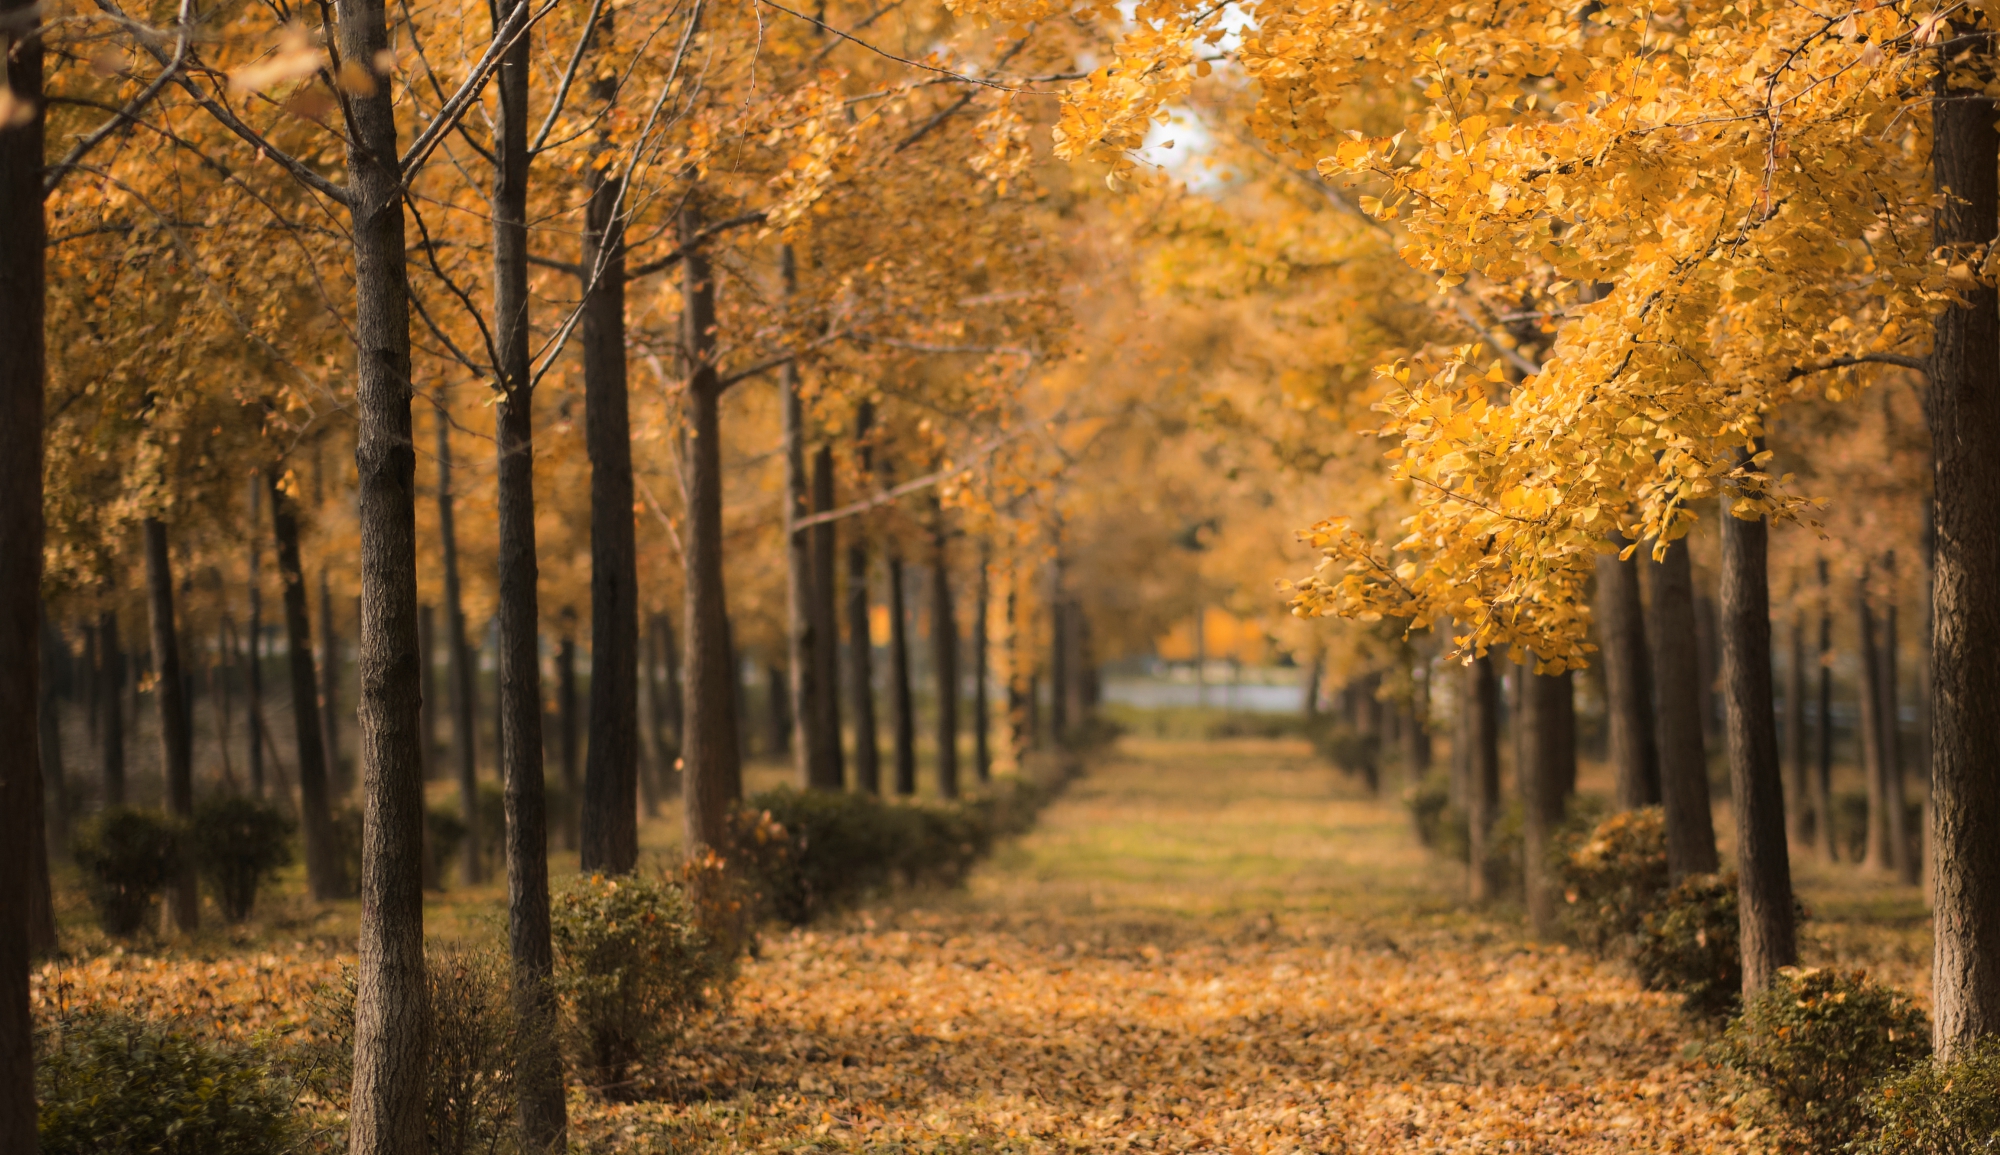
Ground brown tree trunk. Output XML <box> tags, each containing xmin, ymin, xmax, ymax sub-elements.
<box><xmin>249</xmin><ymin>480</ymin><xmax>267</xmax><ymax>797</ymax></box>
<box><xmin>1859</xmin><ymin>565</ymin><xmax>1891</xmax><ymax>872</ymax></box>
<box><xmin>556</xmin><ymin>624</ymin><xmax>579</xmax><ymax>852</ymax></box>
<box><xmin>1466</xmin><ymin>654</ymin><xmax>1501</xmax><ymax>903</ymax></box>
<box><xmin>581</xmin><ymin>171</ymin><xmax>640</xmax><ymax>872</ymax></box>
<box><xmin>1597</xmin><ymin>548</ymin><xmax>1660</xmax><ymax>808</ymax></box>
<box><xmin>98</xmin><ymin>610</ymin><xmax>126</xmax><ymax>805</ymax></box>
<box><xmin>849</xmin><ymin>542</ymin><xmax>880</xmax><ymax>793</ymax></box>
<box><xmin>779</xmin><ymin>311</ymin><xmax>821</xmax><ymax>786</ymax></box>
<box><xmin>1928</xmin><ymin>22</ymin><xmax>2000</xmax><ymax>1057</ymax></box>
<box><xmin>888</xmin><ymin>551</ymin><xmax>916</xmax><ymax>795</ymax></box>
<box><xmin>650</xmin><ymin>612</ymin><xmax>682</xmax><ymax>795</ymax></box>
<box><xmin>417</xmin><ymin>606</ymin><xmax>436</xmax><ymax>781</ymax></box>
<box><xmin>1695</xmin><ymin>592</ymin><xmax>1720</xmax><ymax>753</ymax></box>
<box><xmin>31</xmin><ymin>611</ymin><xmax>61</xmax><ymax>957</ymax></box>
<box><xmin>320</xmin><ymin>570</ymin><xmax>346</xmax><ymax>800</ymax></box>
<box><xmin>766</xmin><ymin>661</ymin><xmax>792</xmax><ymax>758</ymax></box>
<box><xmin>1523</xmin><ymin>666</ymin><xmax>1574</xmax><ymax>937</ymax></box>
<box><xmin>636</xmin><ymin>622</ymin><xmax>660</xmax><ymax>817</ymax></box>
<box><xmin>972</xmin><ymin>544</ymin><xmax>991</xmax><ymax>784</ymax></box>
<box><xmin>931</xmin><ymin>515</ymin><xmax>959</xmax><ymax>800</ymax></box>
<box><xmin>1881</xmin><ymin>554</ymin><xmax>1913</xmax><ymax>883</ymax></box>
<box><xmin>810</xmin><ymin>445</ymin><xmax>843</xmax><ymax>787</ymax></box>
<box><xmin>1815</xmin><ymin>557</ymin><xmax>1837</xmax><ymax>860</ymax></box>
<box><xmin>1647</xmin><ymin>540</ymin><xmax>1719</xmax><ymax>878</ymax></box>
<box><xmin>1785</xmin><ymin>612</ymin><xmax>1810</xmax><ymax>849</ymax></box>
<box><xmin>678</xmin><ymin>197</ymin><xmax>742</xmax><ymax>853</ymax></box>
<box><xmin>145</xmin><ymin>518</ymin><xmax>199</xmax><ymax>932</ymax></box>
<box><xmin>1721</xmin><ymin>488</ymin><xmax>1797</xmax><ymax>994</ymax></box>
<box><xmin>271</xmin><ymin>476</ymin><xmax>341</xmax><ymax>898</ymax></box>
<box><xmin>436</xmin><ymin>401</ymin><xmax>482</xmax><ymax>885</ymax></box>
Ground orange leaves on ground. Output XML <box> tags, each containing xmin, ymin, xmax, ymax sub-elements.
<box><xmin>31</xmin><ymin>950</ymin><xmax>345</xmax><ymax>1046</ymax></box>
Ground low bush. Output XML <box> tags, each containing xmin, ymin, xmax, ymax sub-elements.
<box><xmin>1310</xmin><ymin>720</ymin><xmax>1379</xmax><ymax>781</ymax></box>
<box><xmin>189</xmin><ymin>796</ymin><xmax>293</xmax><ymax>922</ymax></box>
<box><xmin>1859</xmin><ymin>1037</ymin><xmax>2000</xmax><ymax>1155</ymax></box>
<box><xmin>551</xmin><ymin>872</ymin><xmax>728</xmax><ymax>1095</ymax></box>
<box><xmin>1634</xmin><ymin>871</ymin><xmax>1741</xmax><ymax>1019</ymax></box>
<box><xmin>1719</xmin><ymin>966</ymin><xmax>1931</xmax><ymax>1153</ymax></box>
<box><xmin>72</xmin><ymin>807</ymin><xmax>182</xmax><ymax>936</ymax></box>
<box><xmin>1558</xmin><ymin>807</ymin><xmax>1670</xmax><ymax>954</ymax></box>
<box><xmin>38</xmin><ymin>1011</ymin><xmax>294</xmax><ymax>1155</ymax></box>
<box><xmin>1405</xmin><ymin>774</ymin><xmax>1470</xmax><ymax>864</ymax></box>
<box><xmin>425</xmin><ymin>806</ymin><xmax>469</xmax><ymax>890</ymax></box>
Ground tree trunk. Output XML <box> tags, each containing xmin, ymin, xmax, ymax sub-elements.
<box><xmin>779</xmin><ymin>311</ymin><xmax>819</xmax><ymax>785</ymax></box>
<box><xmin>0</xmin><ymin>6</ymin><xmax>44</xmax><ymax>1138</ymax></box>
<box><xmin>972</xmin><ymin>544</ymin><xmax>991</xmax><ymax>784</ymax></box>
<box><xmin>1786</xmin><ymin>612</ymin><xmax>1809</xmax><ymax>849</ymax></box>
<box><xmin>848</xmin><ymin>542</ymin><xmax>880</xmax><ymax>793</ymax></box>
<box><xmin>1647</xmin><ymin>540</ymin><xmax>1719</xmax><ymax>878</ymax></box>
<box><xmin>636</xmin><ymin>622</ymin><xmax>660</xmax><ymax>817</ymax></box>
<box><xmin>1050</xmin><ymin>586</ymin><xmax>1070</xmax><ymax>741</ymax></box>
<box><xmin>556</xmin><ymin>625</ymin><xmax>579</xmax><ymax>852</ymax></box>
<box><xmin>766</xmin><ymin>662</ymin><xmax>792</xmax><ymax>758</ymax></box>
<box><xmin>320</xmin><ymin>567</ymin><xmax>346</xmax><ymax>799</ymax></box>
<box><xmin>145</xmin><ymin>518</ymin><xmax>199</xmax><ymax>931</ymax></box>
<box><xmin>1466</xmin><ymin>654</ymin><xmax>1501</xmax><ymax>903</ymax></box>
<box><xmin>1859</xmin><ymin>565</ymin><xmax>1891</xmax><ymax>872</ymax></box>
<box><xmin>1815</xmin><ymin>557</ymin><xmax>1837</xmax><ymax>860</ymax></box>
<box><xmin>1929</xmin><ymin>22</ymin><xmax>2000</xmax><ymax>1056</ymax></box>
<box><xmin>678</xmin><ymin>196</ymin><xmax>742</xmax><ymax>854</ymax></box>
<box><xmin>1523</xmin><ymin>666</ymin><xmax>1574</xmax><ymax>937</ymax></box>
<box><xmin>418</xmin><ymin>605</ymin><xmax>437</xmax><ymax>780</ymax></box>
<box><xmin>271</xmin><ymin>477</ymin><xmax>341</xmax><ymax>898</ymax></box>
<box><xmin>810</xmin><ymin>445</ymin><xmax>844</xmax><ymax>787</ymax></box>
<box><xmin>1695</xmin><ymin>593</ymin><xmax>1720</xmax><ymax>753</ymax></box>
<box><xmin>248</xmin><ymin>480</ymin><xmax>266</xmax><ymax>797</ymax></box>
<box><xmin>888</xmin><ymin>551</ymin><xmax>916</xmax><ymax>795</ymax></box>
<box><xmin>1597</xmin><ymin>548</ymin><xmax>1660</xmax><ymax>809</ymax></box>
<box><xmin>31</xmin><ymin>610</ymin><xmax>61</xmax><ymax>957</ymax></box>
<box><xmin>337</xmin><ymin>0</ymin><xmax>431</xmax><ymax>1144</ymax></box>
<box><xmin>100</xmin><ymin>610</ymin><xmax>126</xmax><ymax>804</ymax></box>
<box><xmin>580</xmin><ymin>171</ymin><xmax>640</xmax><ymax>873</ymax></box>
<box><xmin>1881</xmin><ymin>555</ymin><xmax>1913</xmax><ymax>883</ymax></box>
<box><xmin>1720</xmin><ymin>488</ymin><xmax>1797</xmax><ymax>994</ymax></box>
<box><xmin>650</xmin><ymin>613</ymin><xmax>681</xmax><ymax>795</ymax></box>
<box><xmin>491</xmin><ymin>9</ymin><xmax>564</xmax><ymax>1142</ymax></box>
<box><xmin>436</xmin><ymin>400</ymin><xmax>482</xmax><ymax>885</ymax></box>
<box><xmin>931</xmin><ymin>517</ymin><xmax>959</xmax><ymax>800</ymax></box>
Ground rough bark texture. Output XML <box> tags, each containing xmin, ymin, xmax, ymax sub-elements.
<box><xmin>810</xmin><ymin>446</ymin><xmax>843</xmax><ymax>787</ymax></box>
<box><xmin>145</xmin><ymin>518</ymin><xmax>200</xmax><ymax>931</ymax></box>
<box><xmin>1523</xmin><ymin>667</ymin><xmax>1574</xmax><ymax>938</ymax></box>
<box><xmin>1816</xmin><ymin>558</ymin><xmax>1837</xmax><ymax>861</ymax></box>
<box><xmin>1597</xmin><ymin>549</ymin><xmax>1660</xmax><ymax>809</ymax></box>
<box><xmin>888</xmin><ymin>552</ymin><xmax>916</xmax><ymax>796</ymax></box>
<box><xmin>1785</xmin><ymin>614</ymin><xmax>1809</xmax><ymax>849</ymax></box>
<box><xmin>336</xmin><ymin>0</ymin><xmax>431</xmax><ymax>1146</ymax></box>
<box><xmin>271</xmin><ymin>477</ymin><xmax>341</xmax><ymax>898</ymax></box>
<box><xmin>931</xmin><ymin>520</ymin><xmax>959</xmax><ymax>800</ymax></box>
<box><xmin>1466</xmin><ymin>655</ymin><xmax>1501</xmax><ymax>904</ymax></box>
<box><xmin>972</xmin><ymin>546</ymin><xmax>991</xmax><ymax>783</ymax></box>
<box><xmin>1929</xmin><ymin>28</ymin><xmax>2000</xmax><ymax>1058</ymax></box>
<box><xmin>1</xmin><ymin>15</ymin><xmax>45</xmax><ymax>1136</ymax></box>
<box><xmin>1720</xmin><ymin>493</ymin><xmax>1797</xmax><ymax>994</ymax></box>
<box><xmin>249</xmin><ymin>482</ymin><xmax>266</xmax><ymax>796</ymax></box>
<box><xmin>679</xmin><ymin>197</ymin><xmax>742</xmax><ymax>853</ymax></box>
<box><xmin>581</xmin><ymin>172</ymin><xmax>640</xmax><ymax>872</ymax></box>
<box><xmin>1647</xmin><ymin>541</ymin><xmax>1719</xmax><ymax>878</ymax></box>
<box><xmin>436</xmin><ymin>402</ymin><xmax>481</xmax><ymax>884</ymax></box>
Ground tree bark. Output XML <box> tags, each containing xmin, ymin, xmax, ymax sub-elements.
<box><xmin>98</xmin><ymin>610</ymin><xmax>126</xmax><ymax>805</ymax></box>
<box><xmin>931</xmin><ymin>515</ymin><xmax>959</xmax><ymax>801</ymax></box>
<box><xmin>145</xmin><ymin>518</ymin><xmax>199</xmax><ymax>932</ymax></box>
<box><xmin>780</xmin><ymin>308</ymin><xmax>819</xmax><ymax>785</ymax></box>
<box><xmin>1647</xmin><ymin>540</ymin><xmax>1719</xmax><ymax>878</ymax></box>
<box><xmin>678</xmin><ymin>196</ymin><xmax>742</xmax><ymax>854</ymax></box>
<box><xmin>336</xmin><ymin>0</ymin><xmax>431</xmax><ymax>1144</ymax></box>
<box><xmin>436</xmin><ymin>400</ymin><xmax>482</xmax><ymax>885</ymax></box>
<box><xmin>1523</xmin><ymin>666</ymin><xmax>1574</xmax><ymax>937</ymax></box>
<box><xmin>418</xmin><ymin>605</ymin><xmax>437</xmax><ymax>781</ymax></box>
<box><xmin>1597</xmin><ymin>548</ymin><xmax>1660</xmax><ymax>808</ymax></box>
<box><xmin>249</xmin><ymin>480</ymin><xmax>266</xmax><ymax>797</ymax></box>
<box><xmin>651</xmin><ymin>612</ymin><xmax>682</xmax><ymax>795</ymax></box>
<box><xmin>1720</xmin><ymin>488</ymin><xmax>1797</xmax><ymax>994</ymax></box>
<box><xmin>636</xmin><ymin>622</ymin><xmax>660</xmax><ymax>817</ymax></box>
<box><xmin>1785</xmin><ymin>612</ymin><xmax>1809</xmax><ymax>849</ymax></box>
<box><xmin>888</xmin><ymin>551</ymin><xmax>916</xmax><ymax>795</ymax></box>
<box><xmin>320</xmin><ymin>570</ymin><xmax>346</xmax><ymax>800</ymax></box>
<box><xmin>1466</xmin><ymin>654</ymin><xmax>1501</xmax><ymax>903</ymax></box>
<box><xmin>1928</xmin><ymin>22</ymin><xmax>2000</xmax><ymax>1057</ymax></box>
<box><xmin>1881</xmin><ymin>554</ymin><xmax>1913</xmax><ymax>883</ymax></box>
<box><xmin>271</xmin><ymin>475</ymin><xmax>341</xmax><ymax>898</ymax></box>
<box><xmin>556</xmin><ymin>623</ymin><xmax>579</xmax><ymax>851</ymax></box>
<box><xmin>40</xmin><ymin>610</ymin><xmax>69</xmax><ymax>856</ymax></box>
<box><xmin>810</xmin><ymin>445</ymin><xmax>843</xmax><ymax>787</ymax></box>
<box><xmin>972</xmin><ymin>544</ymin><xmax>991</xmax><ymax>784</ymax></box>
<box><xmin>1815</xmin><ymin>557</ymin><xmax>1837</xmax><ymax>860</ymax></box>
<box><xmin>766</xmin><ymin>661</ymin><xmax>792</xmax><ymax>758</ymax></box>
<box><xmin>1859</xmin><ymin>565</ymin><xmax>1891</xmax><ymax>872</ymax></box>
<box><xmin>849</xmin><ymin>542</ymin><xmax>880</xmax><ymax>793</ymax></box>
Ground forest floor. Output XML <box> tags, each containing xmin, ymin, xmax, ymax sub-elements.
<box><xmin>37</xmin><ymin>735</ymin><xmax>1934</xmax><ymax>1154</ymax></box>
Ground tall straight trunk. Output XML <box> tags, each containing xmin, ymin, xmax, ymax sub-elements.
<box><xmin>1881</xmin><ymin>554</ymin><xmax>1913</xmax><ymax>882</ymax></box>
<box><xmin>888</xmin><ymin>552</ymin><xmax>916</xmax><ymax>795</ymax></box>
<box><xmin>1918</xmin><ymin>506</ymin><xmax>1936</xmax><ymax>894</ymax></box>
<box><xmin>766</xmin><ymin>662</ymin><xmax>792</xmax><ymax>757</ymax></box>
<box><xmin>99</xmin><ymin>610</ymin><xmax>126</xmax><ymax>805</ymax></box>
<box><xmin>635</xmin><ymin>623</ymin><xmax>660</xmax><ymax>818</ymax></box>
<box><xmin>1597</xmin><ymin>548</ymin><xmax>1660</xmax><ymax>808</ymax></box>
<box><xmin>809</xmin><ymin>446</ymin><xmax>843</xmax><ymax>787</ymax></box>
<box><xmin>1929</xmin><ymin>22</ymin><xmax>2000</xmax><ymax>1057</ymax></box>
<box><xmin>848</xmin><ymin>543</ymin><xmax>880</xmax><ymax>792</ymax></box>
<box><xmin>144</xmin><ymin>518</ymin><xmax>199</xmax><ymax>932</ymax></box>
<box><xmin>0</xmin><ymin>5</ymin><xmax>44</xmax><ymax>1138</ymax></box>
<box><xmin>39</xmin><ymin>610</ymin><xmax>69</xmax><ymax>856</ymax></box>
<box><xmin>1647</xmin><ymin>540</ymin><xmax>1719</xmax><ymax>878</ymax></box>
<box><xmin>972</xmin><ymin>545</ymin><xmax>991</xmax><ymax>783</ymax></box>
<box><xmin>215</xmin><ymin>617</ymin><xmax>238</xmax><ymax>791</ymax></box>
<box><xmin>490</xmin><ymin>9</ymin><xmax>563</xmax><ymax>1143</ymax></box>
<box><xmin>581</xmin><ymin>172</ymin><xmax>639</xmax><ymax>872</ymax></box>
<box><xmin>1815</xmin><ymin>558</ymin><xmax>1837</xmax><ymax>860</ymax></box>
<box><xmin>556</xmin><ymin>627</ymin><xmax>579</xmax><ymax>851</ymax></box>
<box><xmin>652</xmin><ymin>612</ymin><xmax>682</xmax><ymax>793</ymax></box>
<box><xmin>418</xmin><ymin>605</ymin><xmax>437</xmax><ymax>780</ymax></box>
<box><xmin>83</xmin><ymin>618</ymin><xmax>97</xmax><ymax>742</ymax></box>
<box><xmin>1786</xmin><ymin>612</ymin><xmax>1809</xmax><ymax>848</ymax></box>
<box><xmin>1695</xmin><ymin>593</ymin><xmax>1721</xmax><ymax>752</ymax></box>
<box><xmin>336</xmin><ymin>0</ymin><xmax>431</xmax><ymax>1143</ymax></box>
<box><xmin>1466</xmin><ymin>654</ymin><xmax>1501</xmax><ymax>903</ymax></box>
<box><xmin>319</xmin><ymin>571</ymin><xmax>345</xmax><ymax>800</ymax></box>
<box><xmin>271</xmin><ymin>477</ymin><xmax>341</xmax><ymax>898</ymax></box>
<box><xmin>930</xmin><ymin>517</ymin><xmax>959</xmax><ymax>801</ymax></box>
<box><xmin>678</xmin><ymin>197</ymin><xmax>742</xmax><ymax>853</ymax></box>
<box><xmin>248</xmin><ymin>479</ymin><xmax>266</xmax><ymax>797</ymax></box>
<box><xmin>1859</xmin><ymin>566</ymin><xmax>1891</xmax><ymax>872</ymax></box>
<box><xmin>1720</xmin><ymin>488</ymin><xmax>1797</xmax><ymax>994</ymax></box>
<box><xmin>779</xmin><ymin>309</ymin><xmax>819</xmax><ymax>786</ymax></box>
<box><xmin>1523</xmin><ymin>666</ymin><xmax>1574</xmax><ymax>937</ymax></box>
<box><xmin>437</xmin><ymin>401</ymin><xmax>482</xmax><ymax>885</ymax></box>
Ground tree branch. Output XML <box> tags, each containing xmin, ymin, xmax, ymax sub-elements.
<box><xmin>45</xmin><ymin>0</ymin><xmax>194</xmax><ymax>199</ymax></box>
<box><xmin>627</xmin><ymin>210</ymin><xmax>767</xmax><ymax>277</ymax></box>
<box><xmin>1787</xmin><ymin>352</ymin><xmax>1930</xmax><ymax>379</ymax></box>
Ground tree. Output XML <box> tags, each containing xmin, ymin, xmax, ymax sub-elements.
<box><xmin>270</xmin><ymin>474</ymin><xmax>341</xmax><ymax>900</ymax></box>
<box><xmin>144</xmin><ymin>517</ymin><xmax>198</xmax><ymax>931</ymax></box>
<box><xmin>1597</xmin><ymin>545</ymin><xmax>1659</xmax><ymax>809</ymax></box>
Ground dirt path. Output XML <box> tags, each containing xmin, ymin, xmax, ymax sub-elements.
<box><xmin>598</xmin><ymin>739</ymin><xmax>1756</xmax><ymax>1154</ymax></box>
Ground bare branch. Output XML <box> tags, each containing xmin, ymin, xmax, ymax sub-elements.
<box><xmin>46</xmin><ymin>0</ymin><xmax>194</xmax><ymax>199</ymax></box>
<box><xmin>627</xmin><ymin>209</ymin><xmax>767</xmax><ymax>277</ymax></box>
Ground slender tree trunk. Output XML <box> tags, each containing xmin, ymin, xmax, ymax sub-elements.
<box><xmin>248</xmin><ymin>479</ymin><xmax>266</xmax><ymax>797</ymax></box>
<box><xmin>636</xmin><ymin>622</ymin><xmax>660</xmax><ymax>818</ymax></box>
<box><xmin>1466</xmin><ymin>654</ymin><xmax>1501</xmax><ymax>903</ymax></box>
<box><xmin>849</xmin><ymin>543</ymin><xmax>880</xmax><ymax>793</ymax></box>
<box><xmin>973</xmin><ymin>544</ymin><xmax>991</xmax><ymax>784</ymax></box>
<box><xmin>765</xmin><ymin>662</ymin><xmax>791</xmax><ymax>758</ymax></box>
<box><xmin>810</xmin><ymin>445</ymin><xmax>843</xmax><ymax>787</ymax></box>
<box><xmin>436</xmin><ymin>401</ymin><xmax>482</xmax><ymax>885</ymax></box>
<box><xmin>40</xmin><ymin>610</ymin><xmax>69</xmax><ymax>855</ymax></box>
<box><xmin>780</xmin><ymin>309</ymin><xmax>819</xmax><ymax>786</ymax></box>
<box><xmin>1597</xmin><ymin>548</ymin><xmax>1660</xmax><ymax>808</ymax></box>
<box><xmin>679</xmin><ymin>197</ymin><xmax>742</xmax><ymax>853</ymax></box>
<box><xmin>1721</xmin><ymin>487</ymin><xmax>1797</xmax><ymax>994</ymax></box>
<box><xmin>931</xmin><ymin>515</ymin><xmax>959</xmax><ymax>800</ymax></box>
<box><xmin>1881</xmin><ymin>555</ymin><xmax>1913</xmax><ymax>883</ymax></box>
<box><xmin>1523</xmin><ymin>666</ymin><xmax>1574</xmax><ymax>937</ymax></box>
<box><xmin>319</xmin><ymin>570</ymin><xmax>345</xmax><ymax>801</ymax></box>
<box><xmin>145</xmin><ymin>518</ymin><xmax>199</xmax><ymax>932</ymax></box>
<box><xmin>888</xmin><ymin>552</ymin><xmax>916</xmax><ymax>795</ymax></box>
<box><xmin>1647</xmin><ymin>540</ymin><xmax>1719</xmax><ymax>878</ymax></box>
<box><xmin>272</xmin><ymin>478</ymin><xmax>340</xmax><ymax>897</ymax></box>
<box><xmin>1859</xmin><ymin>565</ymin><xmax>1891</xmax><ymax>872</ymax></box>
<box><xmin>1695</xmin><ymin>593</ymin><xmax>1720</xmax><ymax>753</ymax></box>
<box><xmin>659</xmin><ymin>612</ymin><xmax>683</xmax><ymax>791</ymax></box>
<box><xmin>100</xmin><ymin>610</ymin><xmax>126</xmax><ymax>805</ymax></box>
<box><xmin>1816</xmin><ymin>557</ymin><xmax>1837</xmax><ymax>860</ymax></box>
<box><xmin>1929</xmin><ymin>21</ymin><xmax>2000</xmax><ymax>1056</ymax></box>
<box><xmin>0</xmin><ymin>11</ymin><xmax>44</xmax><ymax>1137</ymax></box>
<box><xmin>335</xmin><ymin>0</ymin><xmax>431</xmax><ymax>1144</ymax></box>
<box><xmin>418</xmin><ymin>605</ymin><xmax>437</xmax><ymax>780</ymax></box>
<box><xmin>556</xmin><ymin>625</ymin><xmax>579</xmax><ymax>852</ymax></box>
<box><xmin>580</xmin><ymin>171</ymin><xmax>640</xmax><ymax>873</ymax></box>
<box><xmin>1786</xmin><ymin>612</ymin><xmax>1809</xmax><ymax>849</ymax></box>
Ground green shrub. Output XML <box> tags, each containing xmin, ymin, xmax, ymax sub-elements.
<box><xmin>1719</xmin><ymin>967</ymin><xmax>1931</xmax><ymax>1153</ymax></box>
<box><xmin>38</xmin><ymin>1012</ymin><xmax>294</xmax><ymax>1155</ymax></box>
<box><xmin>1405</xmin><ymin>774</ymin><xmax>1470</xmax><ymax>864</ymax></box>
<box><xmin>1559</xmin><ymin>807</ymin><xmax>1670</xmax><ymax>954</ymax></box>
<box><xmin>1634</xmin><ymin>871</ymin><xmax>1741</xmax><ymax>1019</ymax></box>
<box><xmin>1310</xmin><ymin>720</ymin><xmax>1379</xmax><ymax>779</ymax></box>
<box><xmin>189</xmin><ymin>796</ymin><xmax>293</xmax><ymax>923</ymax></box>
<box><xmin>73</xmin><ymin>807</ymin><xmax>182</xmax><ymax>936</ymax></box>
<box><xmin>1859</xmin><ymin>1037</ymin><xmax>2000</xmax><ymax>1155</ymax></box>
<box><xmin>552</xmin><ymin>872</ymin><xmax>727</xmax><ymax>1095</ymax></box>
